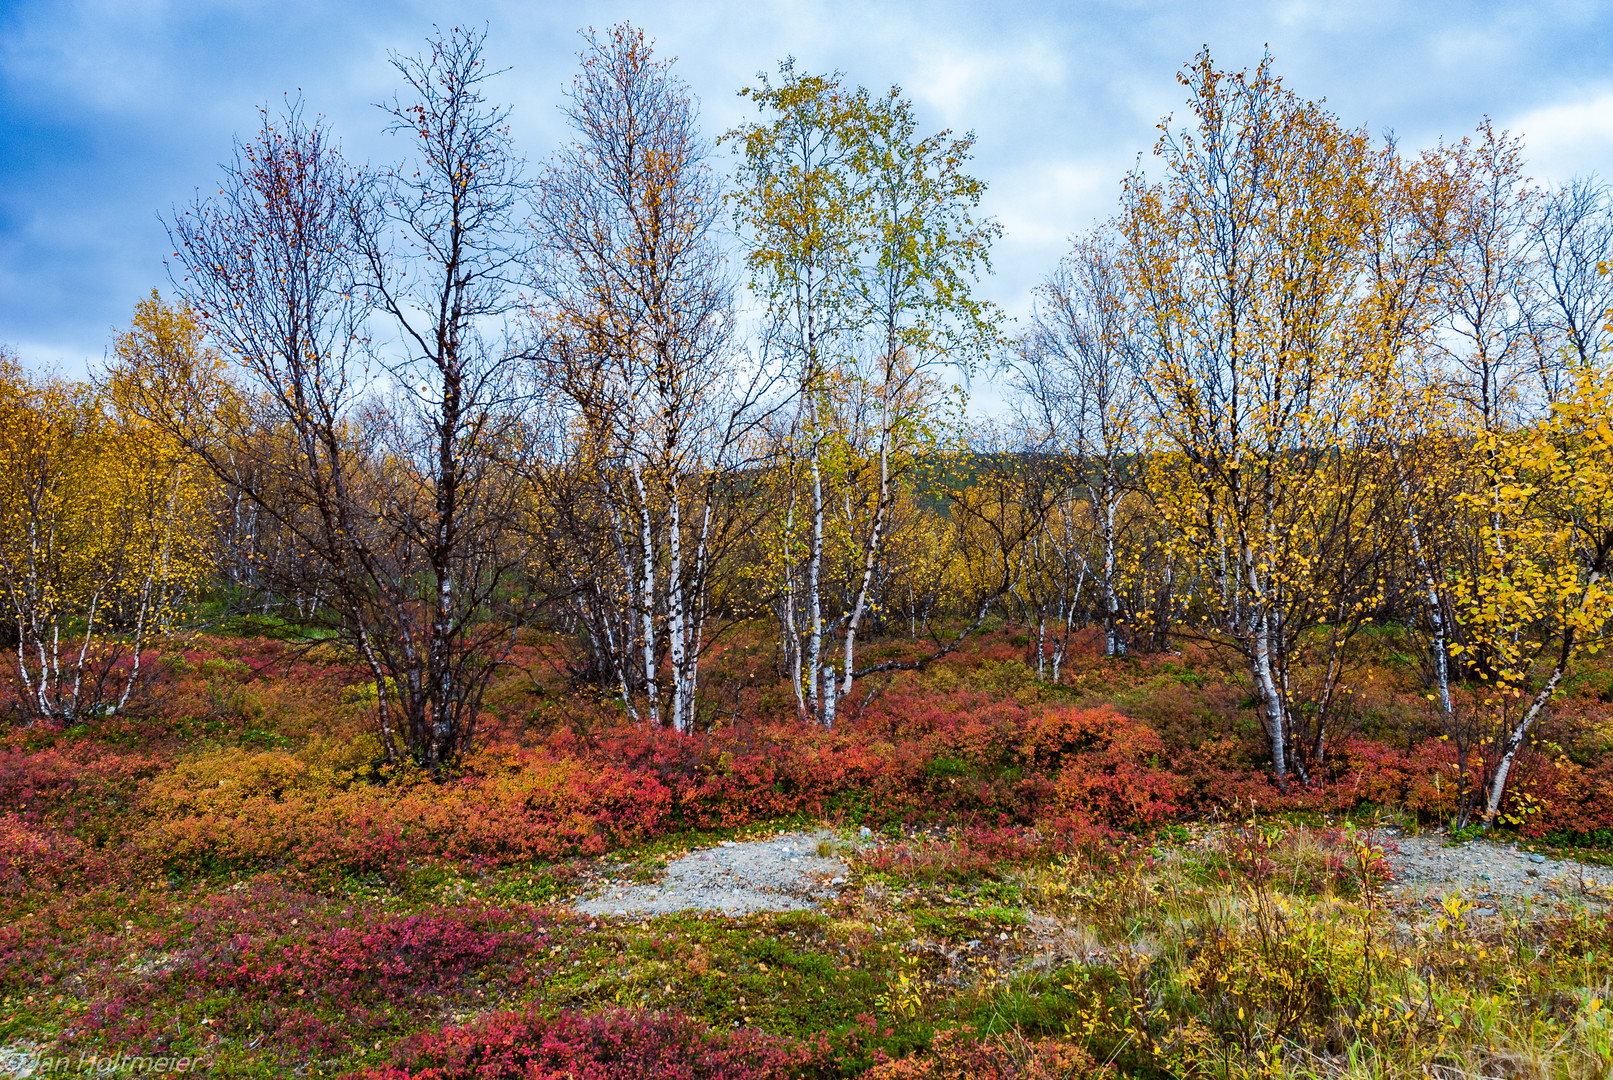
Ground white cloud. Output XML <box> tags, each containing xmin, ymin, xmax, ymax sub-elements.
<box><xmin>903</xmin><ymin>37</ymin><xmax>1066</xmax><ymax>124</ymax></box>
<box><xmin>4</xmin><ymin>338</ymin><xmax>105</xmax><ymax>378</ymax></box>
<box><xmin>4</xmin><ymin>0</ymin><xmax>1612</xmax><ymax>383</ymax></box>
<box><xmin>1507</xmin><ymin>87</ymin><xmax>1613</xmax><ymax>185</ymax></box>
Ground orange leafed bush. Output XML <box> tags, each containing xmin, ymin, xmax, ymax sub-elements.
<box><xmin>1034</xmin><ymin>705</ymin><xmax>1185</xmax><ymax>828</ymax></box>
<box><xmin>137</xmin><ymin>746</ymin><xmax>676</xmax><ymax>874</ymax></box>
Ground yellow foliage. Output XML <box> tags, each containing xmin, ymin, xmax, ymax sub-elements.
<box><xmin>0</xmin><ymin>303</ymin><xmax>212</xmax><ymax>720</ymax></box>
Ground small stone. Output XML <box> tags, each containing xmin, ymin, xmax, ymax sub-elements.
<box><xmin>830</xmin><ymin>876</ymin><xmax>846</xmax><ymax>885</ymax></box>
<box><xmin>614</xmin><ymin>909</ymin><xmax>628</xmax><ymax>916</ymax></box>
<box><xmin>859</xmin><ymin>827</ymin><xmax>873</xmax><ymax>838</ymax></box>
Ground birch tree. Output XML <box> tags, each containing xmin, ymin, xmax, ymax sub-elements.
<box><xmin>829</xmin><ymin>87</ymin><xmax>999</xmax><ymax>709</ymax></box>
<box><xmin>1120</xmin><ymin>51</ymin><xmax>1396</xmax><ymax>786</ymax></box>
<box><xmin>0</xmin><ymin>348</ymin><xmax>208</xmax><ymax>722</ymax></box>
<box><xmin>348</xmin><ymin>25</ymin><xmax>539</xmax><ymax>772</ymax></box>
<box><xmin>146</xmin><ymin>30</ymin><xmax>538</xmax><ymax>774</ymax></box>
<box><xmin>532</xmin><ymin>25</ymin><xmax>765</xmax><ymax>733</ymax></box>
<box><xmin>728</xmin><ymin>69</ymin><xmax>998</xmax><ymax>725</ymax></box>
<box><xmin>1529</xmin><ymin>176</ymin><xmax>1613</xmax><ymax>396</ymax></box>
<box><xmin>1438</xmin><ymin>123</ymin><xmax>1541</xmax><ymax>427</ymax></box>
<box><xmin>1452</xmin><ymin>359</ymin><xmax>1613</xmax><ymax>827</ymax></box>
<box><xmin>1017</xmin><ymin>231</ymin><xmax>1144</xmax><ymax>659</ymax></box>
<box><xmin>727</xmin><ymin>62</ymin><xmax>864</xmax><ymax>723</ymax></box>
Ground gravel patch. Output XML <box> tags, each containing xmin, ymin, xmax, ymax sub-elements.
<box><xmin>574</xmin><ymin>829</ymin><xmax>853</xmax><ymax>917</ymax></box>
<box><xmin>1383</xmin><ymin>832</ymin><xmax>1611</xmax><ymax>905</ymax></box>
<box><xmin>0</xmin><ymin>1044</ymin><xmax>44</xmax><ymax>1079</ymax></box>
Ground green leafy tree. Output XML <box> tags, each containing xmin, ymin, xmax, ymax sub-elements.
<box><xmin>726</xmin><ymin>61</ymin><xmax>866</xmax><ymax>722</ymax></box>
<box><xmin>727</xmin><ymin>65</ymin><xmax>999</xmax><ymax>726</ymax></box>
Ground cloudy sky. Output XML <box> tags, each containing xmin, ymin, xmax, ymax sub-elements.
<box><xmin>2</xmin><ymin>0</ymin><xmax>1611</xmax><ymax>380</ymax></box>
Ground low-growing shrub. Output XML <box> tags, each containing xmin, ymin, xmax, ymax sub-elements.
<box><xmin>862</xmin><ymin>822</ymin><xmax>1121</xmax><ymax>885</ymax></box>
<box><xmin>1216</xmin><ymin>825</ymin><xmax>1395</xmax><ymax>897</ymax></box>
<box><xmin>138</xmin><ymin>749</ymin><xmax>676</xmax><ymax>876</ymax></box>
<box><xmin>0</xmin><ymin>814</ymin><xmax>119</xmax><ymax>894</ymax></box>
<box><xmin>867</xmin><ymin>1028</ymin><xmax>1107</xmax><ymax>1080</ymax></box>
<box><xmin>365</xmin><ymin>1007</ymin><xmax>832</xmax><ymax>1080</ymax></box>
<box><xmin>213</xmin><ymin>910</ymin><xmax>521</xmax><ymax>994</ymax></box>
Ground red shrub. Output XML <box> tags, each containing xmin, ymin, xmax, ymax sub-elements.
<box><xmin>20</xmin><ymin>632</ymin><xmax>1562</xmax><ymax>887</ymax></box>
<box><xmin>1037</xmin><ymin>706</ymin><xmax>1185</xmax><ymax>828</ymax></box>
<box><xmin>365</xmin><ymin>1007</ymin><xmax>830</xmax><ymax>1080</ymax></box>
<box><xmin>0</xmin><ymin>744</ymin><xmax>162</xmax><ymax>813</ymax></box>
<box><xmin>0</xmin><ymin>814</ymin><xmax>116</xmax><ymax>894</ymax></box>
<box><xmin>1333</xmin><ymin>737</ymin><xmax>1463</xmax><ymax>819</ymax></box>
<box><xmin>1513</xmin><ymin>755</ymin><xmax>1613</xmax><ymax>839</ymax></box>
<box><xmin>214</xmin><ymin>910</ymin><xmax>522</xmax><ymax>993</ymax></box>
<box><xmin>121</xmin><ymin>681</ymin><xmax>1199</xmax><ymax>880</ymax></box>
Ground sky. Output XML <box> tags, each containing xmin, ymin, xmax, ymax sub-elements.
<box><xmin>2</xmin><ymin>0</ymin><xmax>1612</xmax><ymax>386</ymax></box>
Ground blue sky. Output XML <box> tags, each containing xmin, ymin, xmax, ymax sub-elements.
<box><xmin>3</xmin><ymin>0</ymin><xmax>1611</xmax><ymax>379</ymax></box>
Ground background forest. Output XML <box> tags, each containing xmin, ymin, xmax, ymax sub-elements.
<box><xmin>3</xmin><ymin>23</ymin><xmax>1613</xmax><ymax>1080</ymax></box>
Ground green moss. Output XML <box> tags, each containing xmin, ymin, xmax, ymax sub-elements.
<box><xmin>519</xmin><ymin>909</ymin><xmax>926</xmax><ymax>1064</ymax></box>
<box><xmin>912</xmin><ymin>905</ymin><xmax>1025</xmax><ymax>942</ymax></box>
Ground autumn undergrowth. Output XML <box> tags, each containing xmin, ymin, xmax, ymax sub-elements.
<box><xmin>3</xmin><ymin>627</ymin><xmax>1613</xmax><ymax>1077</ymax></box>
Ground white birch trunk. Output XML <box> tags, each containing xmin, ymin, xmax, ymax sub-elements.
<box><xmin>686</xmin><ymin>497</ymin><xmax>713</xmax><ymax>728</ymax></box>
<box><xmin>839</xmin><ymin>407</ymin><xmax>893</xmax><ymax>703</ymax></box>
<box><xmin>1102</xmin><ymin>491</ymin><xmax>1122</xmax><ymax>658</ymax></box>
<box><xmin>632</xmin><ymin>464</ymin><xmax>660</xmax><ymax>726</ymax></box>
<box><xmin>1402</xmin><ymin>486</ymin><xmax>1455</xmax><ymax>726</ymax></box>
<box><xmin>807</xmin><ymin>446</ymin><xmax>825</xmax><ymax>723</ymax></box>
<box><xmin>782</xmin><ymin>492</ymin><xmax>805</xmax><ymax>716</ymax></box>
<box><xmin>668</xmin><ymin>482</ymin><xmax>687</xmax><ymax>733</ymax></box>
<box><xmin>1483</xmin><ymin>667</ymin><xmax>1564</xmax><ymax>826</ymax></box>
<box><xmin>1249</xmin><ymin>605</ymin><xmax>1289</xmax><ymax>784</ymax></box>
<box><xmin>821</xmin><ymin>665</ymin><xmax>836</xmax><ymax>730</ymax></box>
